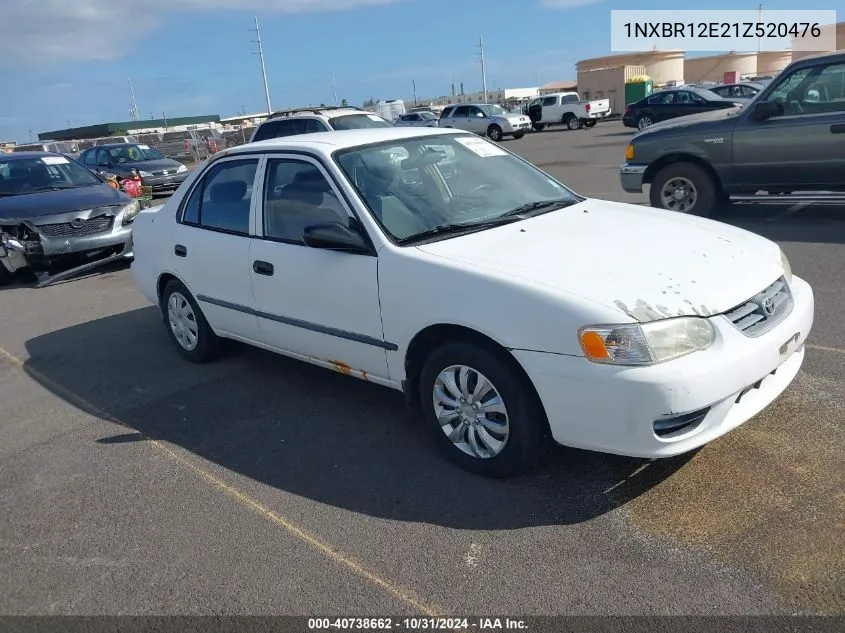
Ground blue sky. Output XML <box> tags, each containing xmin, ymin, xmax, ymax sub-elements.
<box><xmin>0</xmin><ymin>0</ymin><xmax>837</xmax><ymax>142</ymax></box>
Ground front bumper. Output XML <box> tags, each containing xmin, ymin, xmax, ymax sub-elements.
<box><xmin>142</xmin><ymin>171</ymin><xmax>188</xmax><ymax>191</ymax></box>
<box><xmin>504</xmin><ymin>121</ymin><xmax>532</xmax><ymax>134</ymax></box>
<box><xmin>513</xmin><ymin>275</ymin><xmax>814</xmax><ymax>459</ymax></box>
<box><xmin>620</xmin><ymin>163</ymin><xmax>648</xmax><ymax>193</ymax></box>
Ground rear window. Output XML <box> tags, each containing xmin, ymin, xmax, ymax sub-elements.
<box><xmin>252</xmin><ymin>118</ymin><xmax>326</xmax><ymax>141</ymax></box>
<box><xmin>328</xmin><ymin>114</ymin><xmax>393</xmax><ymax>130</ymax></box>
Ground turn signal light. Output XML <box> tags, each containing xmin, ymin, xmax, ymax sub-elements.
<box><xmin>625</xmin><ymin>144</ymin><xmax>635</xmax><ymax>161</ymax></box>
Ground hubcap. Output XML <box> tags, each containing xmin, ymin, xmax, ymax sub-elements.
<box><xmin>433</xmin><ymin>365</ymin><xmax>510</xmax><ymax>459</ymax></box>
<box><xmin>569</xmin><ymin>118</ymin><xmax>579</xmax><ymax>129</ymax></box>
<box><xmin>638</xmin><ymin>117</ymin><xmax>651</xmax><ymax>129</ymax></box>
<box><xmin>660</xmin><ymin>176</ymin><xmax>698</xmax><ymax>212</ymax></box>
<box><xmin>167</xmin><ymin>291</ymin><xmax>199</xmax><ymax>351</ymax></box>
<box><xmin>490</xmin><ymin>128</ymin><xmax>501</xmax><ymax>141</ymax></box>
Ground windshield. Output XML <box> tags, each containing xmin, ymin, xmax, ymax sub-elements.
<box><xmin>329</xmin><ymin>114</ymin><xmax>394</xmax><ymax>130</ymax></box>
<box><xmin>108</xmin><ymin>144</ymin><xmax>166</xmax><ymax>162</ymax></box>
<box><xmin>419</xmin><ymin>111</ymin><xmax>437</xmax><ymax>120</ymax></box>
<box><xmin>0</xmin><ymin>155</ymin><xmax>102</xmax><ymax>196</ymax></box>
<box><xmin>695</xmin><ymin>88</ymin><xmax>726</xmax><ymax>101</ymax></box>
<box><xmin>334</xmin><ymin>133</ymin><xmax>580</xmax><ymax>244</ymax></box>
<box><xmin>479</xmin><ymin>104</ymin><xmax>508</xmax><ymax>116</ymax></box>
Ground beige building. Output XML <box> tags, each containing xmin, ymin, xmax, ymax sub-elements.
<box><xmin>539</xmin><ymin>80</ymin><xmax>578</xmax><ymax>95</ymax></box>
<box><xmin>578</xmin><ymin>65</ymin><xmax>646</xmax><ymax>114</ymax></box>
<box><xmin>791</xmin><ymin>22</ymin><xmax>845</xmax><ymax>61</ymax></box>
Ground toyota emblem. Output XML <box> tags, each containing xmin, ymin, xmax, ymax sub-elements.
<box><xmin>70</xmin><ymin>218</ymin><xmax>86</xmax><ymax>229</ymax></box>
<box><xmin>762</xmin><ymin>296</ymin><xmax>775</xmax><ymax>316</ymax></box>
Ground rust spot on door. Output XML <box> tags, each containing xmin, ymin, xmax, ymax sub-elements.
<box><xmin>329</xmin><ymin>360</ymin><xmax>353</xmax><ymax>375</ymax></box>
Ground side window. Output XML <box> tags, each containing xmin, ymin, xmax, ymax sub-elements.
<box><xmin>452</xmin><ymin>106</ymin><xmax>470</xmax><ymax>117</ymax></box>
<box><xmin>262</xmin><ymin>159</ymin><xmax>349</xmax><ymax>244</ymax></box>
<box><xmin>96</xmin><ymin>149</ymin><xmax>111</xmax><ymax>165</ymax></box>
<box><xmin>254</xmin><ymin>120</ymin><xmax>296</xmax><ymax>141</ymax></box>
<box><xmin>542</xmin><ymin>96</ymin><xmax>557</xmax><ymax>106</ymax></box>
<box><xmin>767</xmin><ymin>67</ymin><xmax>814</xmax><ymax>114</ymax></box>
<box><xmin>806</xmin><ymin>62</ymin><xmax>845</xmax><ymax>112</ymax></box>
<box><xmin>83</xmin><ymin>151</ymin><xmax>97</xmax><ymax>166</ymax></box>
<box><xmin>181</xmin><ymin>159</ymin><xmax>258</xmax><ymax>234</ymax></box>
<box><xmin>304</xmin><ymin>119</ymin><xmax>327</xmax><ymax>133</ymax></box>
<box><xmin>686</xmin><ymin>92</ymin><xmax>706</xmax><ymax>104</ymax></box>
<box><xmin>467</xmin><ymin>106</ymin><xmax>484</xmax><ymax>118</ymax></box>
<box><xmin>439</xmin><ymin>106</ymin><xmax>455</xmax><ymax>119</ymax></box>
<box><xmin>560</xmin><ymin>94</ymin><xmax>580</xmax><ymax>104</ymax></box>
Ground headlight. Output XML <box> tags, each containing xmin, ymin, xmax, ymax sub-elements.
<box><xmin>138</xmin><ymin>170</ymin><xmax>153</xmax><ymax>177</ymax></box>
<box><xmin>579</xmin><ymin>317</ymin><xmax>715</xmax><ymax>365</ymax></box>
<box><xmin>780</xmin><ymin>248</ymin><xmax>792</xmax><ymax>284</ymax></box>
<box><xmin>177</xmin><ymin>164</ymin><xmax>188</xmax><ymax>173</ymax></box>
<box><xmin>121</xmin><ymin>200</ymin><xmax>141</xmax><ymax>225</ymax></box>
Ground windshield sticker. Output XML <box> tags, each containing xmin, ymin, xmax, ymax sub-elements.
<box><xmin>366</xmin><ymin>114</ymin><xmax>383</xmax><ymax>122</ymax></box>
<box><xmin>455</xmin><ymin>136</ymin><xmax>507</xmax><ymax>157</ymax></box>
<box><xmin>138</xmin><ymin>144</ymin><xmax>151</xmax><ymax>149</ymax></box>
<box><xmin>41</xmin><ymin>156</ymin><xmax>69</xmax><ymax>165</ymax></box>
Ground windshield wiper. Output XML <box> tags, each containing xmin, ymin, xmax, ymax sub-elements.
<box><xmin>498</xmin><ymin>198</ymin><xmax>579</xmax><ymax>218</ymax></box>
<box><xmin>396</xmin><ymin>215</ymin><xmax>526</xmax><ymax>246</ymax></box>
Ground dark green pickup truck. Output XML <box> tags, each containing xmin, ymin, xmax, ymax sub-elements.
<box><xmin>620</xmin><ymin>50</ymin><xmax>845</xmax><ymax>216</ymax></box>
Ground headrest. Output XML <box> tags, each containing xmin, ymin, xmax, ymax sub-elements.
<box><xmin>292</xmin><ymin>169</ymin><xmax>331</xmax><ymax>193</ymax></box>
<box><xmin>209</xmin><ymin>180</ymin><xmax>247</xmax><ymax>204</ymax></box>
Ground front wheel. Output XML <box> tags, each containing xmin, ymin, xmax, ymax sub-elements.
<box><xmin>649</xmin><ymin>162</ymin><xmax>718</xmax><ymax>217</ymax></box>
<box><xmin>419</xmin><ymin>341</ymin><xmax>549</xmax><ymax>478</ymax></box>
<box><xmin>0</xmin><ymin>264</ymin><xmax>14</xmax><ymax>287</ymax></box>
<box><xmin>532</xmin><ymin>123</ymin><xmax>545</xmax><ymax>132</ymax></box>
<box><xmin>486</xmin><ymin>124</ymin><xmax>503</xmax><ymax>142</ymax></box>
<box><xmin>161</xmin><ymin>279</ymin><xmax>221</xmax><ymax>363</ymax></box>
<box><xmin>512</xmin><ymin>131</ymin><xmax>525</xmax><ymax>140</ymax></box>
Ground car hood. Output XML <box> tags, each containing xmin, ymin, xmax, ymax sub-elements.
<box><xmin>633</xmin><ymin>106</ymin><xmax>742</xmax><ymax>138</ymax></box>
<box><xmin>118</xmin><ymin>158</ymin><xmax>183</xmax><ymax>172</ymax></box>
<box><xmin>0</xmin><ymin>183</ymin><xmax>132</xmax><ymax>221</ymax></box>
<box><xmin>415</xmin><ymin>199</ymin><xmax>783</xmax><ymax>322</ymax></box>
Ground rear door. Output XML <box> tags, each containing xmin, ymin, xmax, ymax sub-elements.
<box><xmin>447</xmin><ymin>105</ymin><xmax>472</xmax><ymax>131</ymax></box>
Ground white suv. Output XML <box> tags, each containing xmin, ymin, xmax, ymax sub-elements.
<box><xmin>249</xmin><ymin>107</ymin><xmax>393</xmax><ymax>142</ymax></box>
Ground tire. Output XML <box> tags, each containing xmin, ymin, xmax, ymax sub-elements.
<box><xmin>649</xmin><ymin>162</ymin><xmax>718</xmax><ymax>217</ymax></box>
<box><xmin>0</xmin><ymin>264</ymin><xmax>13</xmax><ymax>287</ymax></box>
<box><xmin>564</xmin><ymin>114</ymin><xmax>581</xmax><ymax>130</ymax></box>
<box><xmin>486</xmin><ymin>124</ymin><xmax>503</xmax><ymax>142</ymax></box>
<box><xmin>583</xmin><ymin>119</ymin><xmax>597</xmax><ymax>128</ymax></box>
<box><xmin>636</xmin><ymin>114</ymin><xmax>653</xmax><ymax>130</ymax></box>
<box><xmin>512</xmin><ymin>131</ymin><xmax>525</xmax><ymax>140</ymax></box>
<box><xmin>419</xmin><ymin>341</ymin><xmax>549</xmax><ymax>478</ymax></box>
<box><xmin>160</xmin><ymin>279</ymin><xmax>220</xmax><ymax>363</ymax></box>
<box><xmin>532</xmin><ymin>123</ymin><xmax>545</xmax><ymax>132</ymax></box>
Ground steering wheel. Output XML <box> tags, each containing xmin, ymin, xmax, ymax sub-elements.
<box><xmin>465</xmin><ymin>183</ymin><xmax>494</xmax><ymax>197</ymax></box>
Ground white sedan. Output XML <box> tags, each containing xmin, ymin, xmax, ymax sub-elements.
<box><xmin>130</xmin><ymin>127</ymin><xmax>814</xmax><ymax>478</ymax></box>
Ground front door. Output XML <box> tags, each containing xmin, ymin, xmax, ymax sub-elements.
<box><xmin>732</xmin><ymin>58</ymin><xmax>845</xmax><ymax>191</ymax></box>
<box><xmin>466</xmin><ymin>105</ymin><xmax>489</xmax><ymax>133</ymax></box>
<box><xmin>249</xmin><ymin>155</ymin><xmax>390</xmax><ymax>380</ymax></box>
<box><xmin>172</xmin><ymin>156</ymin><xmax>262</xmax><ymax>341</ymax></box>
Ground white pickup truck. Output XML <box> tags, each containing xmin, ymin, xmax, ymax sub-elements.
<box><xmin>525</xmin><ymin>92</ymin><xmax>611</xmax><ymax>131</ymax></box>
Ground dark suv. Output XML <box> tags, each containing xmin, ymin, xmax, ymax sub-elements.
<box><xmin>620</xmin><ymin>50</ymin><xmax>845</xmax><ymax>216</ymax></box>
<box><xmin>249</xmin><ymin>107</ymin><xmax>393</xmax><ymax>142</ymax></box>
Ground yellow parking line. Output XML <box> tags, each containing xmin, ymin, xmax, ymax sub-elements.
<box><xmin>0</xmin><ymin>345</ymin><xmax>440</xmax><ymax>617</ymax></box>
<box><xmin>807</xmin><ymin>344</ymin><xmax>845</xmax><ymax>355</ymax></box>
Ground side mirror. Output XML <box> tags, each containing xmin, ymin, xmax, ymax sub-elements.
<box><xmin>750</xmin><ymin>100</ymin><xmax>782</xmax><ymax>121</ymax></box>
<box><xmin>302</xmin><ymin>222</ymin><xmax>370</xmax><ymax>254</ymax></box>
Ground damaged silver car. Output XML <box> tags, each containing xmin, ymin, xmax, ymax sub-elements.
<box><xmin>0</xmin><ymin>152</ymin><xmax>139</xmax><ymax>287</ymax></box>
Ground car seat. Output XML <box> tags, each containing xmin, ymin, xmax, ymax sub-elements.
<box><xmin>203</xmin><ymin>180</ymin><xmax>250</xmax><ymax>233</ymax></box>
<box><xmin>265</xmin><ymin>168</ymin><xmax>348</xmax><ymax>242</ymax></box>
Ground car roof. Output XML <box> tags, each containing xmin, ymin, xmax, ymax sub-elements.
<box><xmin>88</xmin><ymin>143</ymin><xmax>138</xmax><ymax>149</ymax></box>
<box><xmin>231</xmin><ymin>127</ymin><xmax>466</xmax><ymax>155</ymax></box>
<box><xmin>2</xmin><ymin>151</ymin><xmax>67</xmax><ymax>160</ymax></box>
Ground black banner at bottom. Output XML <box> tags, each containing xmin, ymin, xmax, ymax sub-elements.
<box><xmin>0</xmin><ymin>616</ymin><xmax>843</xmax><ymax>633</ymax></box>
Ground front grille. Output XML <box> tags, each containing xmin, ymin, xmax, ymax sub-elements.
<box><xmin>724</xmin><ymin>276</ymin><xmax>793</xmax><ymax>337</ymax></box>
<box><xmin>37</xmin><ymin>215</ymin><xmax>114</xmax><ymax>238</ymax></box>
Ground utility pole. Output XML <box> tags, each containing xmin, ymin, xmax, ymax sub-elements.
<box><xmin>757</xmin><ymin>4</ymin><xmax>763</xmax><ymax>53</ymax></box>
<box><xmin>128</xmin><ymin>77</ymin><xmax>140</xmax><ymax>121</ymax></box>
<box><xmin>162</xmin><ymin>112</ymin><xmax>168</xmax><ymax>131</ymax></box>
<box><xmin>251</xmin><ymin>16</ymin><xmax>273</xmax><ymax>115</ymax></box>
<box><xmin>332</xmin><ymin>74</ymin><xmax>338</xmax><ymax>105</ymax></box>
<box><xmin>477</xmin><ymin>35</ymin><xmax>488</xmax><ymax>103</ymax></box>
<box><xmin>412</xmin><ymin>80</ymin><xmax>417</xmax><ymax>105</ymax></box>
<box><xmin>28</xmin><ymin>129</ymin><xmax>33</xmax><ymax>142</ymax></box>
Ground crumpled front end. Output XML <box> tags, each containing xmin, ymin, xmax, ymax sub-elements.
<box><xmin>0</xmin><ymin>202</ymin><xmax>137</xmax><ymax>286</ymax></box>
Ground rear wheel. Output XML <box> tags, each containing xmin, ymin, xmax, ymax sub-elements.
<box><xmin>161</xmin><ymin>279</ymin><xmax>220</xmax><ymax>363</ymax></box>
<box><xmin>419</xmin><ymin>341</ymin><xmax>549</xmax><ymax>478</ymax></box>
<box><xmin>583</xmin><ymin>119</ymin><xmax>597</xmax><ymax>128</ymax></box>
<box><xmin>650</xmin><ymin>162</ymin><xmax>718</xmax><ymax>217</ymax></box>
<box><xmin>564</xmin><ymin>114</ymin><xmax>581</xmax><ymax>130</ymax></box>
<box><xmin>532</xmin><ymin>123</ymin><xmax>545</xmax><ymax>131</ymax></box>
<box><xmin>637</xmin><ymin>114</ymin><xmax>653</xmax><ymax>130</ymax></box>
<box><xmin>487</xmin><ymin>124</ymin><xmax>503</xmax><ymax>142</ymax></box>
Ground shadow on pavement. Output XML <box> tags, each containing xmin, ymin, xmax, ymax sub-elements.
<box><xmin>715</xmin><ymin>202</ymin><xmax>845</xmax><ymax>245</ymax></box>
<box><xmin>22</xmin><ymin>306</ymin><xmax>695</xmax><ymax>530</ymax></box>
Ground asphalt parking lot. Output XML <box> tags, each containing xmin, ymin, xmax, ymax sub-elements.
<box><xmin>1</xmin><ymin>121</ymin><xmax>843</xmax><ymax>616</ymax></box>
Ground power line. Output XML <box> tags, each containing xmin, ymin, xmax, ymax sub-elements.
<box><xmin>250</xmin><ymin>16</ymin><xmax>272</xmax><ymax>115</ymax></box>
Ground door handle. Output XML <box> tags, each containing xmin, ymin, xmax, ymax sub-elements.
<box><xmin>174</xmin><ymin>244</ymin><xmax>187</xmax><ymax>257</ymax></box>
<box><xmin>831</xmin><ymin>124</ymin><xmax>845</xmax><ymax>134</ymax></box>
<box><xmin>253</xmin><ymin>260</ymin><xmax>274</xmax><ymax>276</ymax></box>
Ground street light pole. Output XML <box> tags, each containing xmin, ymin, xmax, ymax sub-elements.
<box><xmin>251</xmin><ymin>16</ymin><xmax>273</xmax><ymax>115</ymax></box>
<box><xmin>479</xmin><ymin>35</ymin><xmax>488</xmax><ymax>103</ymax></box>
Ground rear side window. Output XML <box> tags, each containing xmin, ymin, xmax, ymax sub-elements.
<box><xmin>542</xmin><ymin>96</ymin><xmax>557</xmax><ymax>106</ymax></box>
<box><xmin>439</xmin><ymin>106</ymin><xmax>456</xmax><ymax>119</ymax></box>
<box><xmin>181</xmin><ymin>159</ymin><xmax>258</xmax><ymax>235</ymax></box>
<box><xmin>328</xmin><ymin>114</ymin><xmax>393</xmax><ymax>130</ymax></box>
